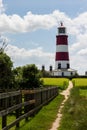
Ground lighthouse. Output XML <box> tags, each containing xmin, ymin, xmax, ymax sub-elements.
<box><xmin>55</xmin><ymin>22</ymin><xmax>70</xmax><ymax>70</ymax></box>
<box><xmin>51</xmin><ymin>22</ymin><xmax>77</xmax><ymax>76</ymax></box>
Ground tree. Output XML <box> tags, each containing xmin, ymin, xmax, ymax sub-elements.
<box><xmin>41</xmin><ymin>70</ymin><xmax>50</xmax><ymax>77</ymax></box>
<box><xmin>0</xmin><ymin>52</ymin><xmax>13</xmax><ymax>90</ymax></box>
<box><xmin>13</xmin><ymin>66</ymin><xmax>23</xmax><ymax>89</ymax></box>
<box><xmin>22</xmin><ymin>64</ymin><xmax>43</xmax><ymax>89</ymax></box>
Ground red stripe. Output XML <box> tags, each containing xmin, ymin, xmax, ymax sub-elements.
<box><xmin>55</xmin><ymin>52</ymin><xmax>69</xmax><ymax>61</ymax></box>
<box><xmin>56</xmin><ymin>35</ymin><xmax>68</xmax><ymax>45</ymax></box>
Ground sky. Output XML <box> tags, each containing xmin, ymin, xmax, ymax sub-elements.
<box><xmin>0</xmin><ymin>0</ymin><xmax>87</xmax><ymax>74</ymax></box>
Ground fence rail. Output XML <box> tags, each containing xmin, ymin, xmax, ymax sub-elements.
<box><xmin>0</xmin><ymin>87</ymin><xmax>58</xmax><ymax>130</ymax></box>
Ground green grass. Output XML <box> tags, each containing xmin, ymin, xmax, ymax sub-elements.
<box><xmin>58</xmin><ymin>87</ymin><xmax>87</xmax><ymax>130</ymax></box>
<box><xmin>72</xmin><ymin>78</ymin><xmax>87</xmax><ymax>88</ymax></box>
<box><xmin>79</xmin><ymin>89</ymin><xmax>87</xmax><ymax>97</ymax></box>
<box><xmin>15</xmin><ymin>94</ymin><xmax>64</xmax><ymax>130</ymax></box>
<box><xmin>0</xmin><ymin>115</ymin><xmax>16</xmax><ymax>130</ymax></box>
<box><xmin>41</xmin><ymin>78</ymin><xmax>69</xmax><ymax>89</ymax></box>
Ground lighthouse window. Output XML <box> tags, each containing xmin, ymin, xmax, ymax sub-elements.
<box><xmin>58</xmin><ymin>63</ymin><xmax>61</xmax><ymax>69</ymax></box>
<box><xmin>59</xmin><ymin>28</ymin><xmax>65</xmax><ymax>34</ymax></box>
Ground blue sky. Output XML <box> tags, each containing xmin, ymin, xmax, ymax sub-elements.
<box><xmin>1</xmin><ymin>0</ymin><xmax>87</xmax><ymax>74</ymax></box>
<box><xmin>3</xmin><ymin>0</ymin><xmax>87</xmax><ymax>16</ymax></box>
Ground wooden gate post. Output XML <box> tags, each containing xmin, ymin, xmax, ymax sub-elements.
<box><xmin>16</xmin><ymin>109</ymin><xmax>20</xmax><ymax>128</ymax></box>
<box><xmin>15</xmin><ymin>94</ymin><xmax>21</xmax><ymax>128</ymax></box>
<box><xmin>2</xmin><ymin>115</ymin><xmax>7</xmax><ymax>129</ymax></box>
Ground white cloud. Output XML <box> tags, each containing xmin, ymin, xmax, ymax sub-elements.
<box><xmin>78</xmin><ymin>48</ymin><xmax>87</xmax><ymax>55</ymax></box>
<box><xmin>5</xmin><ymin>44</ymin><xmax>55</xmax><ymax>70</ymax></box>
<box><xmin>0</xmin><ymin>10</ymin><xmax>74</xmax><ymax>33</ymax></box>
<box><xmin>0</xmin><ymin>9</ymin><xmax>86</xmax><ymax>36</ymax></box>
<box><xmin>69</xmin><ymin>33</ymin><xmax>87</xmax><ymax>74</ymax></box>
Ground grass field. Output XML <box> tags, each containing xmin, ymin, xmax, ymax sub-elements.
<box><xmin>79</xmin><ymin>89</ymin><xmax>87</xmax><ymax>96</ymax></box>
<box><xmin>58</xmin><ymin>86</ymin><xmax>87</xmax><ymax>130</ymax></box>
<box><xmin>72</xmin><ymin>78</ymin><xmax>87</xmax><ymax>88</ymax></box>
<box><xmin>58</xmin><ymin>78</ymin><xmax>87</xmax><ymax>130</ymax></box>
<box><xmin>41</xmin><ymin>78</ymin><xmax>69</xmax><ymax>89</ymax></box>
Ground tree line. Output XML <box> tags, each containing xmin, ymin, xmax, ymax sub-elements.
<box><xmin>0</xmin><ymin>52</ymin><xmax>50</xmax><ymax>91</ymax></box>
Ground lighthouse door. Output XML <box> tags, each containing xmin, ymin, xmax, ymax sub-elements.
<box><xmin>67</xmin><ymin>63</ymin><xmax>70</xmax><ymax>69</ymax></box>
<box><xmin>62</xmin><ymin>72</ymin><xmax>64</xmax><ymax>76</ymax></box>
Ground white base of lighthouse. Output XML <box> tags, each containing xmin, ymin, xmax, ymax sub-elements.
<box><xmin>50</xmin><ymin>68</ymin><xmax>77</xmax><ymax>76</ymax></box>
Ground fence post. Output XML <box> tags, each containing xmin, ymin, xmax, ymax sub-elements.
<box><xmin>16</xmin><ymin>109</ymin><xmax>20</xmax><ymax>128</ymax></box>
<box><xmin>16</xmin><ymin>94</ymin><xmax>21</xmax><ymax>128</ymax></box>
<box><xmin>41</xmin><ymin>90</ymin><xmax>43</xmax><ymax>104</ymax></box>
<box><xmin>2</xmin><ymin>97</ymin><xmax>8</xmax><ymax>129</ymax></box>
<box><xmin>2</xmin><ymin>115</ymin><xmax>7</xmax><ymax>129</ymax></box>
<box><xmin>24</xmin><ymin>93</ymin><xmax>29</xmax><ymax>121</ymax></box>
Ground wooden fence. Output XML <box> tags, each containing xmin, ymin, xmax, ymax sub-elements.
<box><xmin>0</xmin><ymin>87</ymin><xmax>58</xmax><ymax>130</ymax></box>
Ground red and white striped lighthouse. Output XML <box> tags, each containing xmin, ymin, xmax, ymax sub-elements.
<box><xmin>55</xmin><ymin>22</ymin><xmax>70</xmax><ymax>70</ymax></box>
<box><xmin>50</xmin><ymin>22</ymin><xmax>77</xmax><ymax>76</ymax></box>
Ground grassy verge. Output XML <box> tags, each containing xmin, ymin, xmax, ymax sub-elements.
<box><xmin>58</xmin><ymin>87</ymin><xmax>87</xmax><ymax>130</ymax></box>
<box><xmin>79</xmin><ymin>89</ymin><xmax>87</xmax><ymax>96</ymax></box>
<box><xmin>41</xmin><ymin>78</ymin><xmax>69</xmax><ymax>90</ymax></box>
<box><xmin>72</xmin><ymin>78</ymin><xmax>87</xmax><ymax>88</ymax></box>
<box><xmin>15</xmin><ymin>94</ymin><xmax>64</xmax><ymax>130</ymax></box>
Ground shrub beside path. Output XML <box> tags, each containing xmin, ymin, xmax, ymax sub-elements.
<box><xmin>49</xmin><ymin>81</ymin><xmax>73</xmax><ymax>130</ymax></box>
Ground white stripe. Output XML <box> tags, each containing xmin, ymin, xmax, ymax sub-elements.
<box><xmin>55</xmin><ymin>61</ymin><xmax>69</xmax><ymax>69</ymax></box>
<box><xmin>56</xmin><ymin>45</ymin><xmax>68</xmax><ymax>52</ymax></box>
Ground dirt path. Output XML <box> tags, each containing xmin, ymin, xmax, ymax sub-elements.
<box><xmin>49</xmin><ymin>81</ymin><xmax>73</xmax><ymax>130</ymax></box>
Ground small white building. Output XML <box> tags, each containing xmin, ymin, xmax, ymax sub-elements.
<box><xmin>85</xmin><ymin>71</ymin><xmax>87</xmax><ymax>76</ymax></box>
<box><xmin>51</xmin><ymin>68</ymin><xmax>77</xmax><ymax>76</ymax></box>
